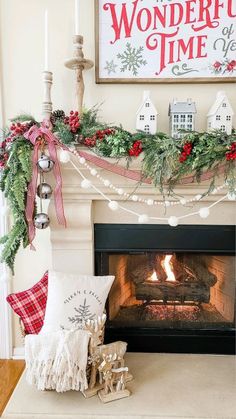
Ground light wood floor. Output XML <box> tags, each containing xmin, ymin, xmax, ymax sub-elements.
<box><xmin>0</xmin><ymin>360</ymin><xmax>25</xmax><ymax>417</ymax></box>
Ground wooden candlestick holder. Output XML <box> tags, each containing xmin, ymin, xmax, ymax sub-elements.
<box><xmin>42</xmin><ymin>71</ymin><xmax>53</xmax><ymax>121</ymax></box>
<box><xmin>64</xmin><ymin>35</ymin><xmax>94</xmax><ymax>113</ymax></box>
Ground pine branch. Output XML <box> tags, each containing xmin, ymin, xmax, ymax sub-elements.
<box><xmin>54</xmin><ymin>120</ymin><xmax>74</xmax><ymax>144</ymax></box>
<box><xmin>10</xmin><ymin>114</ymin><xmax>36</xmax><ymax>123</ymax></box>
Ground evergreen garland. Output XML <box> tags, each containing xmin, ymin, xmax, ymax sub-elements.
<box><xmin>0</xmin><ymin>109</ymin><xmax>235</xmax><ymax>273</ymax></box>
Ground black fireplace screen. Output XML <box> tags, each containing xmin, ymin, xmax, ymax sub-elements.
<box><xmin>108</xmin><ymin>252</ymin><xmax>235</xmax><ymax>330</ymax></box>
<box><xmin>95</xmin><ymin>224</ymin><xmax>235</xmax><ymax>354</ymax></box>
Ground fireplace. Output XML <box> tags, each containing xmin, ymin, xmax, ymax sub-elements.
<box><xmin>95</xmin><ymin>224</ymin><xmax>235</xmax><ymax>354</ymax></box>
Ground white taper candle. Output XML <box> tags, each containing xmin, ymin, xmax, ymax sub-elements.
<box><xmin>44</xmin><ymin>9</ymin><xmax>49</xmax><ymax>71</ymax></box>
<box><xmin>75</xmin><ymin>0</ymin><xmax>80</xmax><ymax>35</ymax></box>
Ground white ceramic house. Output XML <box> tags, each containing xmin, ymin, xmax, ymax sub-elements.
<box><xmin>136</xmin><ymin>91</ymin><xmax>158</xmax><ymax>134</ymax></box>
<box><xmin>207</xmin><ymin>91</ymin><xmax>234</xmax><ymax>135</ymax></box>
<box><xmin>168</xmin><ymin>99</ymin><xmax>197</xmax><ymax>139</ymax></box>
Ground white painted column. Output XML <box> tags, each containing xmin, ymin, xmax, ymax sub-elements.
<box><xmin>0</xmin><ymin>5</ymin><xmax>13</xmax><ymax>357</ymax></box>
<box><xmin>0</xmin><ymin>193</ymin><xmax>12</xmax><ymax>359</ymax></box>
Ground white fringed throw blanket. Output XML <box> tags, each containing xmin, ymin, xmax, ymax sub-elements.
<box><xmin>25</xmin><ymin>329</ymin><xmax>90</xmax><ymax>392</ymax></box>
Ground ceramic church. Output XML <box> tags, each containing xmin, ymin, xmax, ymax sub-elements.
<box><xmin>207</xmin><ymin>91</ymin><xmax>234</xmax><ymax>135</ymax></box>
<box><xmin>136</xmin><ymin>91</ymin><xmax>158</xmax><ymax>134</ymax></box>
<box><xmin>169</xmin><ymin>99</ymin><xmax>197</xmax><ymax>139</ymax></box>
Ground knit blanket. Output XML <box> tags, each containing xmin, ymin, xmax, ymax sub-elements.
<box><xmin>25</xmin><ymin>329</ymin><xmax>90</xmax><ymax>392</ymax></box>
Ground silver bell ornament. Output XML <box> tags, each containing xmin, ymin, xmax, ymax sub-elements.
<box><xmin>34</xmin><ymin>213</ymin><xmax>50</xmax><ymax>229</ymax></box>
<box><xmin>37</xmin><ymin>154</ymin><xmax>54</xmax><ymax>172</ymax></box>
<box><xmin>37</xmin><ymin>183</ymin><xmax>53</xmax><ymax>199</ymax></box>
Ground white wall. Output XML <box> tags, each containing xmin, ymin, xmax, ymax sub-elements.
<box><xmin>0</xmin><ymin>0</ymin><xmax>235</xmax><ymax>350</ymax></box>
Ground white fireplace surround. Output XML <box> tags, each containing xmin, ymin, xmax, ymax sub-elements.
<box><xmin>2</xmin><ymin>154</ymin><xmax>236</xmax><ymax>358</ymax></box>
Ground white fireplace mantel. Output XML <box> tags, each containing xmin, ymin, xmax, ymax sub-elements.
<box><xmin>48</xmin><ymin>155</ymin><xmax>235</xmax><ymax>275</ymax></box>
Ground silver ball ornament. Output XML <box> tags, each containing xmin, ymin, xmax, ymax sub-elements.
<box><xmin>37</xmin><ymin>183</ymin><xmax>53</xmax><ymax>199</ymax></box>
<box><xmin>37</xmin><ymin>154</ymin><xmax>54</xmax><ymax>172</ymax></box>
<box><xmin>34</xmin><ymin>213</ymin><xmax>50</xmax><ymax>229</ymax></box>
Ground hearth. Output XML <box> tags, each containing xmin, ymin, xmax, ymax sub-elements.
<box><xmin>95</xmin><ymin>224</ymin><xmax>235</xmax><ymax>354</ymax></box>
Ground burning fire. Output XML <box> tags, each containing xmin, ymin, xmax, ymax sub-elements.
<box><xmin>149</xmin><ymin>254</ymin><xmax>176</xmax><ymax>283</ymax></box>
<box><xmin>150</xmin><ymin>271</ymin><xmax>159</xmax><ymax>281</ymax></box>
<box><xmin>163</xmin><ymin>254</ymin><xmax>176</xmax><ymax>282</ymax></box>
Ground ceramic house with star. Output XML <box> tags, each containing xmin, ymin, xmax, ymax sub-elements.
<box><xmin>207</xmin><ymin>91</ymin><xmax>234</xmax><ymax>135</ymax></box>
<box><xmin>169</xmin><ymin>99</ymin><xmax>197</xmax><ymax>139</ymax></box>
<box><xmin>136</xmin><ymin>91</ymin><xmax>158</xmax><ymax>135</ymax></box>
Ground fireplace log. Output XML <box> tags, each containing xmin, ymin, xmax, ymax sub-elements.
<box><xmin>135</xmin><ymin>282</ymin><xmax>210</xmax><ymax>304</ymax></box>
<box><xmin>183</xmin><ymin>255</ymin><xmax>217</xmax><ymax>286</ymax></box>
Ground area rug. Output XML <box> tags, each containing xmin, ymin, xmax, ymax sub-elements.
<box><xmin>2</xmin><ymin>353</ymin><xmax>236</xmax><ymax>419</ymax></box>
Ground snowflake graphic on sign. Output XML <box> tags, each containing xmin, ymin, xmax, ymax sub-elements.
<box><xmin>68</xmin><ymin>298</ymin><xmax>95</xmax><ymax>326</ymax></box>
<box><xmin>117</xmin><ymin>43</ymin><xmax>147</xmax><ymax>76</ymax></box>
<box><xmin>104</xmin><ymin>59</ymin><xmax>118</xmax><ymax>75</ymax></box>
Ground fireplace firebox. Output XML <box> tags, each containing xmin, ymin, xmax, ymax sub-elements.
<box><xmin>95</xmin><ymin>224</ymin><xmax>235</xmax><ymax>354</ymax></box>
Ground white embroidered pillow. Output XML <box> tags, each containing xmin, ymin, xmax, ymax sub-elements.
<box><xmin>41</xmin><ymin>270</ymin><xmax>114</xmax><ymax>334</ymax></box>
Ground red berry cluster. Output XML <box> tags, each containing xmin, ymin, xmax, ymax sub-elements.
<box><xmin>84</xmin><ymin>128</ymin><xmax>115</xmax><ymax>147</ymax></box>
<box><xmin>64</xmin><ymin>111</ymin><xmax>80</xmax><ymax>133</ymax></box>
<box><xmin>0</xmin><ymin>141</ymin><xmax>9</xmax><ymax>169</ymax></box>
<box><xmin>179</xmin><ymin>142</ymin><xmax>193</xmax><ymax>163</ymax></box>
<box><xmin>128</xmin><ymin>140</ymin><xmax>143</xmax><ymax>157</ymax></box>
<box><xmin>2</xmin><ymin>122</ymin><xmax>30</xmax><ymax>153</ymax></box>
<box><xmin>226</xmin><ymin>142</ymin><xmax>236</xmax><ymax>161</ymax></box>
<box><xmin>10</xmin><ymin>122</ymin><xmax>29</xmax><ymax>136</ymax></box>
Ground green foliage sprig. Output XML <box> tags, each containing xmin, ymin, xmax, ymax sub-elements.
<box><xmin>0</xmin><ymin>136</ymin><xmax>33</xmax><ymax>273</ymax></box>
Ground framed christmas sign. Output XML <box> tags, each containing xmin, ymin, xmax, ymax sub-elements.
<box><xmin>95</xmin><ymin>0</ymin><xmax>236</xmax><ymax>83</ymax></box>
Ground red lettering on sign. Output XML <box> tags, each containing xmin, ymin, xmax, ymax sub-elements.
<box><xmin>103</xmin><ymin>0</ymin><xmax>139</xmax><ymax>44</ymax></box>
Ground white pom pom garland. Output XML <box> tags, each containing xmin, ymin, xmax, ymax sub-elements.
<box><xmin>108</xmin><ymin>201</ymin><xmax>119</xmax><ymax>211</ymax></box>
<box><xmin>59</xmin><ymin>150</ymin><xmax>71</xmax><ymax>163</ymax></box>
<box><xmin>81</xmin><ymin>179</ymin><xmax>91</xmax><ymax>189</ymax></box>
<box><xmin>90</xmin><ymin>169</ymin><xmax>97</xmax><ymax>176</ymax></box>
<box><xmin>168</xmin><ymin>216</ymin><xmax>179</xmax><ymax>227</ymax></box>
<box><xmin>138</xmin><ymin>214</ymin><xmax>149</xmax><ymax>224</ymax></box>
<box><xmin>103</xmin><ymin>180</ymin><xmax>110</xmax><ymax>187</ymax></box>
<box><xmin>199</xmin><ymin>207</ymin><xmax>210</xmax><ymax>219</ymax></box>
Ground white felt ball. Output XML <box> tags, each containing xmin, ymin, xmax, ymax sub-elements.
<box><xmin>90</xmin><ymin>169</ymin><xmax>97</xmax><ymax>176</ymax></box>
<box><xmin>227</xmin><ymin>192</ymin><xmax>236</xmax><ymax>201</ymax></box>
<box><xmin>79</xmin><ymin>157</ymin><xmax>86</xmax><ymax>165</ymax></box>
<box><xmin>108</xmin><ymin>201</ymin><xmax>119</xmax><ymax>211</ymax></box>
<box><xmin>59</xmin><ymin>150</ymin><xmax>71</xmax><ymax>163</ymax></box>
<box><xmin>103</xmin><ymin>180</ymin><xmax>110</xmax><ymax>187</ymax></box>
<box><xmin>165</xmin><ymin>200</ymin><xmax>170</xmax><ymax>207</ymax></box>
<box><xmin>138</xmin><ymin>214</ymin><xmax>149</xmax><ymax>224</ymax></box>
<box><xmin>147</xmin><ymin>199</ymin><xmax>154</xmax><ymax>206</ymax></box>
<box><xmin>168</xmin><ymin>216</ymin><xmax>179</xmax><ymax>227</ymax></box>
<box><xmin>180</xmin><ymin>198</ymin><xmax>187</xmax><ymax>205</ymax></box>
<box><xmin>117</xmin><ymin>188</ymin><xmax>124</xmax><ymax>195</ymax></box>
<box><xmin>81</xmin><ymin>179</ymin><xmax>91</xmax><ymax>189</ymax></box>
<box><xmin>132</xmin><ymin>195</ymin><xmax>138</xmax><ymax>202</ymax></box>
<box><xmin>199</xmin><ymin>207</ymin><xmax>210</xmax><ymax>219</ymax></box>
<box><xmin>195</xmin><ymin>194</ymin><xmax>202</xmax><ymax>201</ymax></box>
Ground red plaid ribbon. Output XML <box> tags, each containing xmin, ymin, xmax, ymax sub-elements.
<box><xmin>24</xmin><ymin>121</ymin><xmax>66</xmax><ymax>248</ymax></box>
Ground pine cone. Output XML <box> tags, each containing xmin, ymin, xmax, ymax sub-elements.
<box><xmin>26</xmin><ymin>120</ymin><xmax>36</xmax><ymax>130</ymax></box>
<box><xmin>51</xmin><ymin>110</ymin><xmax>65</xmax><ymax>125</ymax></box>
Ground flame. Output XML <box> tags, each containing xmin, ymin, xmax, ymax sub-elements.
<box><xmin>150</xmin><ymin>271</ymin><xmax>159</xmax><ymax>281</ymax></box>
<box><xmin>163</xmin><ymin>254</ymin><xmax>176</xmax><ymax>282</ymax></box>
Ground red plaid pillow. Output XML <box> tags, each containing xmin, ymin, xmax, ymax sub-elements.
<box><xmin>6</xmin><ymin>272</ymin><xmax>48</xmax><ymax>335</ymax></box>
